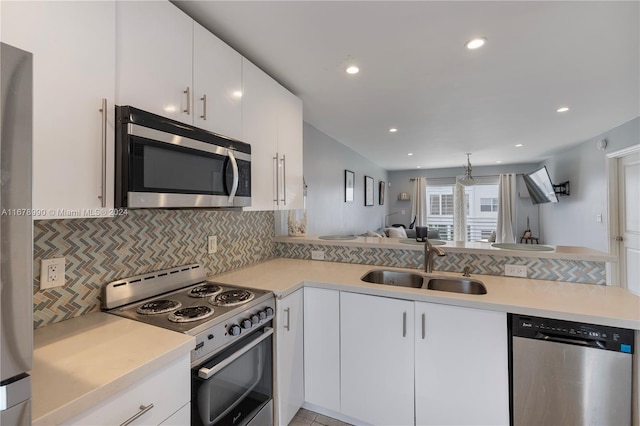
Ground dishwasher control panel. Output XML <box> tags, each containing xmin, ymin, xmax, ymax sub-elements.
<box><xmin>511</xmin><ymin>314</ymin><xmax>634</xmax><ymax>353</ymax></box>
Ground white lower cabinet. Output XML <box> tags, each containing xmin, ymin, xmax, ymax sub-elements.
<box><xmin>301</xmin><ymin>290</ymin><xmax>510</xmax><ymax>426</ymax></box>
<box><xmin>62</xmin><ymin>354</ymin><xmax>190</xmax><ymax>426</ymax></box>
<box><xmin>414</xmin><ymin>302</ymin><xmax>510</xmax><ymax>426</ymax></box>
<box><xmin>304</xmin><ymin>287</ymin><xmax>340</xmax><ymax>411</ymax></box>
<box><xmin>340</xmin><ymin>292</ymin><xmax>415</xmax><ymax>426</ymax></box>
<box><xmin>159</xmin><ymin>403</ymin><xmax>190</xmax><ymax>425</ymax></box>
<box><xmin>276</xmin><ymin>288</ymin><xmax>305</xmax><ymax>425</ymax></box>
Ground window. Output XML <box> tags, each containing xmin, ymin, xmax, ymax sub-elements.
<box><xmin>480</xmin><ymin>198</ymin><xmax>498</xmax><ymax>212</ymax></box>
<box><xmin>426</xmin><ymin>184</ymin><xmax>499</xmax><ymax>241</ymax></box>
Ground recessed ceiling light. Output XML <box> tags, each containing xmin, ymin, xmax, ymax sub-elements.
<box><xmin>556</xmin><ymin>106</ymin><xmax>570</xmax><ymax>113</ymax></box>
<box><xmin>232</xmin><ymin>90</ymin><xmax>243</xmax><ymax>98</ymax></box>
<box><xmin>408</xmin><ymin>153</ymin><xmax>413</xmax><ymax>156</ymax></box>
<box><xmin>515</xmin><ymin>144</ymin><xmax>524</xmax><ymax>147</ymax></box>
<box><xmin>389</xmin><ymin>128</ymin><xmax>398</xmax><ymax>133</ymax></box>
<box><xmin>346</xmin><ymin>66</ymin><xmax>359</xmax><ymax>75</ymax></box>
<box><xmin>496</xmin><ymin>160</ymin><xmax>502</xmax><ymax>163</ymax></box>
<box><xmin>465</xmin><ymin>37</ymin><xmax>487</xmax><ymax>50</ymax></box>
<box><xmin>416</xmin><ymin>166</ymin><xmax>422</xmax><ymax>169</ymax></box>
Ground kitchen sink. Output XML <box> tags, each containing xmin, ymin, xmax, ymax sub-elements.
<box><xmin>424</xmin><ymin>276</ymin><xmax>487</xmax><ymax>295</ymax></box>
<box><xmin>361</xmin><ymin>270</ymin><xmax>424</xmax><ymax>288</ymax></box>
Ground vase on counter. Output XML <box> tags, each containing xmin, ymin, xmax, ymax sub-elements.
<box><xmin>288</xmin><ymin>209</ymin><xmax>307</xmax><ymax>236</ymax></box>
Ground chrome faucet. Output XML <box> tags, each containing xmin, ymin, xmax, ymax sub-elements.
<box><xmin>462</xmin><ymin>265</ymin><xmax>472</xmax><ymax>277</ymax></box>
<box><xmin>424</xmin><ymin>239</ymin><xmax>446</xmax><ymax>273</ymax></box>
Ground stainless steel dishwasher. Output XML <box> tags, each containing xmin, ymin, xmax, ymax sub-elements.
<box><xmin>511</xmin><ymin>314</ymin><xmax>634</xmax><ymax>425</ymax></box>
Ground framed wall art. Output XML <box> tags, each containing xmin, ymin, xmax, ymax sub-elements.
<box><xmin>345</xmin><ymin>170</ymin><xmax>355</xmax><ymax>202</ymax></box>
<box><xmin>365</xmin><ymin>175</ymin><xmax>374</xmax><ymax>206</ymax></box>
<box><xmin>379</xmin><ymin>181</ymin><xmax>385</xmax><ymax>205</ymax></box>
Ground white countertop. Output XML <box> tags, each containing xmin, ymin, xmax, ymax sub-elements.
<box><xmin>31</xmin><ymin>312</ymin><xmax>194</xmax><ymax>425</ymax></box>
<box><xmin>275</xmin><ymin>236</ymin><xmax>617</xmax><ymax>262</ymax></box>
<box><xmin>213</xmin><ymin>258</ymin><xmax>640</xmax><ymax>330</ymax></box>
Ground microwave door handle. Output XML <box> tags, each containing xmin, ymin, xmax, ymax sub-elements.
<box><xmin>198</xmin><ymin>327</ymin><xmax>273</xmax><ymax>380</ymax></box>
<box><xmin>227</xmin><ymin>150</ymin><xmax>239</xmax><ymax>204</ymax></box>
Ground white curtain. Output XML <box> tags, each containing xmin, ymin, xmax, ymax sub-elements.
<box><xmin>496</xmin><ymin>174</ymin><xmax>517</xmax><ymax>243</ymax></box>
<box><xmin>411</xmin><ymin>178</ymin><xmax>428</xmax><ymax>227</ymax></box>
<box><xmin>453</xmin><ymin>182</ymin><xmax>467</xmax><ymax>241</ymax></box>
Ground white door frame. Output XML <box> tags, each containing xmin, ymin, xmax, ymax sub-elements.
<box><xmin>606</xmin><ymin>144</ymin><xmax>640</xmax><ymax>287</ymax></box>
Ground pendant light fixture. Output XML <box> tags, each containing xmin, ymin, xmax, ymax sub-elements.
<box><xmin>456</xmin><ymin>153</ymin><xmax>475</xmax><ymax>186</ymax></box>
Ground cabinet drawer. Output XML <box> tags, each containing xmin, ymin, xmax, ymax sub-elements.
<box><xmin>62</xmin><ymin>354</ymin><xmax>190</xmax><ymax>426</ymax></box>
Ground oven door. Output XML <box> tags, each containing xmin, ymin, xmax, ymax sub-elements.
<box><xmin>192</xmin><ymin>326</ymin><xmax>273</xmax><ymax>426</ymax></box>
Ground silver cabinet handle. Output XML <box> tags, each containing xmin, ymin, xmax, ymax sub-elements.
<box><xmin>184</xmin><ymin>87</ymin><xmax>191</xmax><ymax>114</ymax></box>
<box><xmin>281</xmin><ymin>154</ymin><xmax>287</xmax><ymax>205</ymax></box>
<box><xmin>200</xmin><ymin>94</ymin><xmax>207</xmax><ymax>120</ymax></box>
<box><xmin>284</xmin><ymin>307</ymin><xmax>291</xmax><ymax>331</ymax></box>
<box><xmin>421</xmin><ymin>313</ymin><xmax>426</xmax><ymax>340</ymax></box>
<box><xmin>273</xmin><ymin>153</ymin><xmax>280</xmax><ymax>206</ymax></box>
<box><xmin>199</xmin><ymin>327</ymin><xmax>273</xmax><ymax>380</ymax></box>
<box><xmin>403</xmin><ymin>312</ymin><xmax>407</xmax><ymax>337</ymax></box>
<box><xmin>227</xmin><ymin>150</ymin><xmax>239</xmax><ymax>204</ymax></box>
<box><xmin>120</xmin><ymin>403</ymin><xmax>154</xmax><ymax>426</ymax></box>
<box><xmin>98</xmin><ymin>98</ymin><xmax>107</xmax><ymax>208</ymax></box>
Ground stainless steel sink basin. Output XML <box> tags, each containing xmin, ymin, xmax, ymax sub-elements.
<box><xmin>361</xmin><ymin>270</ymin><xmax>424</xmax><ymax>288</ymax></box>
<box><xmin>425</xmin><ymin>276</ymin><xmax>487</xmax><ymax>295</ymax></box>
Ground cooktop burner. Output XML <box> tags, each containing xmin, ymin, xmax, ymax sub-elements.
<box><xmin>136</xmin><ymin>299</ymin><xmax>182</xmax><ymax>315</ymax></box>
<box><xmin>188</xmin><ymin>283</ymin><xmax>222</xmax><ymax>298</ymax></box>
<box><xmin>168</xmin><ymin>305</ymin><xmax>214</xmax><ymax>323</ymax></box>
<box><xmin>210</xmin><ymin>289</ymin><xmax>255</xmax><ymax>307</ymax></box>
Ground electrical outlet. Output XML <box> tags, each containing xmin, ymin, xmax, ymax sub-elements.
<box><xmin>208</xmin><ymin>235</ymin><xmax>217</xmax><ymax>254</ymax></box>
<box><xmin>311</xmin><ymin>250</ymin><xmax>325</xmax><ymax>261</ymax></box>
<box><xmin>40</xmin><ymin>257</ymin><xmax>65</xmax><ymax>289</ymax></box>
<box><xmin>505</xmin><ymin>264</ymin><xmax>527</xmax><ymax>278</ymax></box>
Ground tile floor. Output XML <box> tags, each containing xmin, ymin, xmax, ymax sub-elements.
<box><xmin>288</xmin><ymin>408</ymin><xmax>352</xmax><ymax>426</ymax></box>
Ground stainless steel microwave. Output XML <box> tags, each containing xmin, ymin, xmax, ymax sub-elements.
<box><xmin>115</xmin><ymin>106</ymin><xmax>251</xmax><ymax>209</ymax></box>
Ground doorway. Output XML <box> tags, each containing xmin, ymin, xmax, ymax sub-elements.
<box><xmin>607</xmin><ymin>145</ymin><xmax>640</xmax><ymax>293</ymax></box>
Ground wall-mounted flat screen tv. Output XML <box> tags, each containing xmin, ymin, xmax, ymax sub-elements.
<box><xmin>523</xmin><ymin>166</ymin><xmax>559</xmax><ymax>204</ymax></box>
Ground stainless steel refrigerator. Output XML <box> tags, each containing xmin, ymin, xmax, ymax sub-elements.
<box><xmin>0</xmin><ymin>42</ymin><xmax>33</xmax><ymax>426</ymax></box>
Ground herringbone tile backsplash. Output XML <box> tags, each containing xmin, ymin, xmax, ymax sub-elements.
<box><xmin>33</xmin><ymin>210</ymin><xmax>274</xmax><ymax>328</ymax></box>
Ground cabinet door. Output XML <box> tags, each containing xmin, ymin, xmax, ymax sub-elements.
<box><xmin>62</xmin><ymin>354</ymin><xmax>190</xmax><ymax>426</ymax></box>
<box><xmin>116</xmin><ymin>1</ymin><xmax>193</xmax><ymax>124</ymax></box>
<box><xmin>276</xmin><ymin>87</ymin><xmax>304</xmax><ymax>210</ymax></box>
<box><xmin>242</xmin><ymin>58</ymin><xmax>279</xmax><ymax>211</ymax></box>
<box><xmin>276</xmin><ymin>288</ymin><xmax>305</xmax><ymax>426</ymax></box>
<box><xmin>304</xmin><ymin>287</ymin><xmax>340</xmax><ymax>412</ymax></box>
<box><xmin>1</xmin><ymin>1</ymin><xmax>115</xmax><ymax>218</ymax></box>
<box><xmin>193</xmin><ymin>22</ymin><xmax>242</xmax><ymax>140</ymax></box>
<box><xmin>415</xmin><ymin>302</ymin><xmax>509</xmax><ymax>425</ymax></box>
<box><xmin>340</xmin><ymin>292</ymin><xmax>414</xmax><ymax>425</ymax></box>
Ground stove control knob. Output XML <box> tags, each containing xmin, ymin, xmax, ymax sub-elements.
<box><xmin>265</xmin><ymin>307</ymin><xmax>274</xmax><ymax>317</ymax></box>
<box><xmin>229</xmin><ymin>324</ymin><xmax>241</xmax><ymax>336</ymax></box>
<box><xmin>251</xmin><ymin>314</ymin><xmax>260</xmax><ymax>324</ymax></box>
<box><xmin>258</xmin><ymin>311</ymin><xmax>267</xmax><ymax>320</ymax></box>
<box><xmin>241</xmin><ymin>319</ymin><xmax>252</xmax><ymax>329</ymax></box>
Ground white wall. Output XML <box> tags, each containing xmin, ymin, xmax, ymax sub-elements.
<box><xmin>299</xmin><ymin>123</ymin><xmax>389</xmax><ymax>235</ymax></box>
<box><xmin>388</xmin><ymin>164</ymin><xmax>541</xmax><ymax>240</ymax></box>
<box><xmin>540</xmin><ymin>117</ymin><xmax>639</xmax><ymax>251</ymax></box>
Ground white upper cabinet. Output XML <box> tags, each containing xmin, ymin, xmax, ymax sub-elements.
<box><xmin>414</xmin><ymin>302</ymin><xmax>510</xmax><ymax>426</ymax></box>
<box><xmin>193</xmin><ymin>22</ymin><xmax>243</xmax><ymax>140</ymax></box>
<box><xmin>340</xmin><ymin>292</ymin><xmax>415</xmax><ymax>426</ymax></box>
<box><xmin>242</xmin><ymin>58</ymin><xmax>279</xmax><ymax>211</ymax></box>
<box><xmin>116</xmin><ymin>1</ymin><xmax>193</xmax><ymax>124</ymax></box>
<box><xmin>1</xmin><ymin>0</ymin><xmax>116</xmax><ymax>219</ymax></box>
<box><xmin>117</xmin><ymin>1</ymin><xmax>244</xmax><ymax>142</ymax></box>
<box><xmin>242</xmin><ymin>58</ymin><xmax>304</xmax><ymax>211</ymax></box>
<box><xmin>276</xmin><ymin>87</ymin><xmax>304</xmax><ymax>210</ymax></box>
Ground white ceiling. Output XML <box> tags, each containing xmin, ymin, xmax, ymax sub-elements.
<box><xmin>173</xmin><ymin>1</ymin><xmax>639</xmax><ymax>171</ymax></box>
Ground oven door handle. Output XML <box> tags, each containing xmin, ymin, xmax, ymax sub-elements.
<box><xmin>198</xmin><ymin>327</ymin><xmax>273</xmax><ymax>380</ymax></box>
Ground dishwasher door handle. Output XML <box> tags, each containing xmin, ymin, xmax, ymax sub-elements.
<box><xmin>536</xmin><ymin>332</ymin><xmax>605</xmax><ymax>349</ymax></box>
